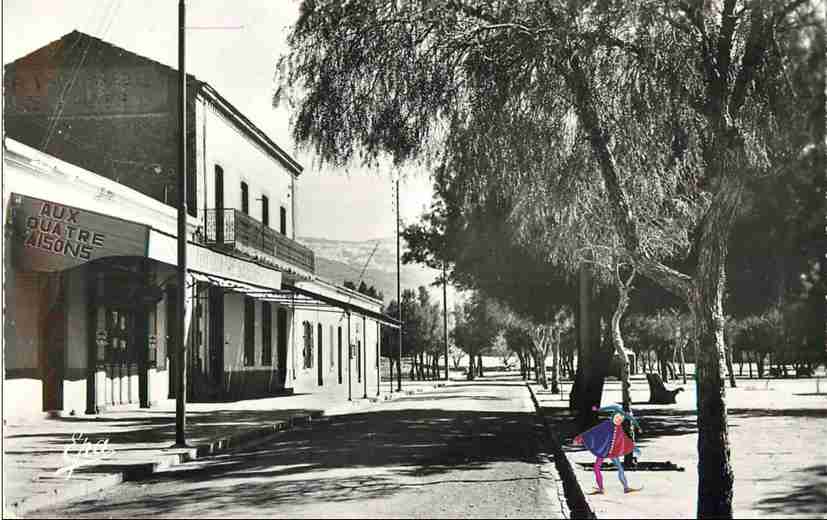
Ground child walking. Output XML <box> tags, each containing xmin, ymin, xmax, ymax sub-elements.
<box><xmin>573</xmin><ymin>404</ymin><xmax>642</xmax><ymax>494</ymax></box>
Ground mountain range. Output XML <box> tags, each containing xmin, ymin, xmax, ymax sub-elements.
<box><xmin>298</xmin><ymin>236</ymin><xmax>458</xmax><ymax>307</ymax></box>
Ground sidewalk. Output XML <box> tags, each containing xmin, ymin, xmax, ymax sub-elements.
<box><xmin>3</xmin><ymin>379</ymin><xmax>443</xmax><ymax>518</ymax></box>
<box><xmin>530</xmin><ymin>374</ymin><xmax>827</xmax><ymax>519</ymax></box>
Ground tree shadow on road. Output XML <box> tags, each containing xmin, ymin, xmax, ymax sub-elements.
<box><xmin>7</xmin><ymin>409</ymin><xmax>327</xmax><ymax>451</ymax></box>
<box><xmin>754</xmin><ymin>465</ymin><xmax>827</xmax><ymax>517</ymax></box>
<box><xmin>27</xmin><ymin>407</ymin><xmax>547</xmax><ymax>517</ymax></box>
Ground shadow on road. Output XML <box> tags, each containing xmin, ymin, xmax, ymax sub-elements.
<box><xmin>5</xmin><ymin>409</ymin><xmax>325</xmax><ymax>450</ymax></box>
<box><xmin>29</xmin><ymin>406</ymin><xmax>546</xmax><ymax>517</ymax></box>
<box><xmin>755</xmin><ymin>465</ymin><xmax>827</xmax><ymax>517</ymax></box>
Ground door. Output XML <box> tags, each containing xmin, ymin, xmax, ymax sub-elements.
<box><xmin>317</xmin><ymin>324</ymin><xmax>323</xmax><ymax>386</ymax></box>
<box><xmin>277</xmin><ymin>308</ymin><xmax>288</xmax><ymax>387</ymax></box>
<box><xmin>41</xmin><ymin>279</ymin><xmax>66</xmax><ymax>411</ymax></box>
<box><xmin>166</xmin><ymin>286</ymin><xmax>177</xmax><ymax>398</ymax></box>
<box><xmin>208</xmin><ymin>286</ymin><xmax>224</xmax><ymax>389</ymax></box>
<box><xmin>337</xmin><ymin>326</ymin><xmax>343</xmax><ymax>384</ymax></box>
<box><xmin>215</xmin><ymin>166</ymin><xmax>225</xmax><ymax>244</ymax></box>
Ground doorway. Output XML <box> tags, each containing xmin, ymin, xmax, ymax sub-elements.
<box><xmin>215</xmin><ymin>165</ymin><xmax>225</xmax><ymax>244</ymax></box>
<box><xmin>317</xmin><ymin>323</ymin><xmax>323</xmax><ymax>386</ymax></box>
<box><xmin>337</xmin><ymin>326</ymin><xmax>343</xmax><ymax>384</ymax></box>
<box><xmin>208</xmin><ymin>286</ymin><xmax>224</xmax><ymax>390</ymax></box>
<box><xmin>166</xmin><ymin>286</ymin><xmax>177</xmax><ymax>398</ymax></box>
<box><xmin>277</xmin><ymin>308</ymin><xmax>288</xmax><ymax>387</ymax></box>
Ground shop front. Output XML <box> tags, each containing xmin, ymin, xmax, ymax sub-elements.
<box><xmin>6</xmin><ymin>193</ymin><xmax>166</xmax><ymax>416</ymax></box>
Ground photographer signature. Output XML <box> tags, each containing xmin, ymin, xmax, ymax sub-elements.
<box><xmin>54</xmin><ymin>432</ymin><xmax>117</xmax><ymax>479</ymax></box>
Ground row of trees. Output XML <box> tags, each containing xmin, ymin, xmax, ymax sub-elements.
<box><xmin>343</xmin><ymin>280</ymin><xmax>384</xmax><ymax>301</ymax></box>
<box><xmin>380</xmin><ymin>286</ymin><xmax>444</xmax><ymax>381</ymax></box>
<box><xmin>277</xmin><ymin>1</ymin><xmax>823</xmax><ymax>516</ymax></box>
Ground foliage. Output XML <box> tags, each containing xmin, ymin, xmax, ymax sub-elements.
<box><xmin>451</xmin><ymin>292</ymin><xmax>501</xmax><ymax>360</ymax></box>
<box><xmin>278</xmin><ymin>2</ymin><xmax>822</xmax><ymax>514</ymax></box>
<box><xmin>344</xmin><ymin>279</ymin><xmax>383</xmax><ymax>300</ymax></box>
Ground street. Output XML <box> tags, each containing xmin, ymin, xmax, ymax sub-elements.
<box><xmin>27</xmin><ymin>378</ymin><xmax>565</xmax><ymax>518</ymax></box>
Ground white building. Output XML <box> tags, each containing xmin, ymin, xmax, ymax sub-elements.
<box><xmin>2</xmin><ymin>32</ymin><xmax>397</xmax><ymax>421</ymax></box>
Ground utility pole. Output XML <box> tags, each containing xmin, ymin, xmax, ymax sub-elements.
<box><xmin>173</xmin><ymin>0</ymin><xmax>188</xmax><ymax>448</ymax></box>
<box><xmin>347</xmin><ymin>311</ymin><xmax>352</xmax><ymax>401</ymax></box>
<box><xmin>396</xmin><ymin>177</ymin><xmax>402</xmax><ymax>392</ymax></box>
<box><xmin>443</xmin><ymin>262</ymin><xmax>449</xmax><ymax>381</ymax></box>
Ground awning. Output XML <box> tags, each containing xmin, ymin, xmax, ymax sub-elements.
<box><xmin>282</xmin><ymin>282</ymin><xmax>402</xmax><ymax>329</ymax></box>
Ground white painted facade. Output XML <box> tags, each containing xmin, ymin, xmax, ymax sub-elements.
<box><xmin>194</xmin><ymin>93</ymin><xmax>296</xmax><ymax>239</ymax></box>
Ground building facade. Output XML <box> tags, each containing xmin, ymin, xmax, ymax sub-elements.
<box><xmin>3</xmin><ymin>31</ymin><xmax>396</xmax><ymax>421</ymax></box>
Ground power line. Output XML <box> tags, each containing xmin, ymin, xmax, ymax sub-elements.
<box><xmin>41</xmin><ymin>0</ymin><xmax>124</xmax><ymax>151</ymax></box>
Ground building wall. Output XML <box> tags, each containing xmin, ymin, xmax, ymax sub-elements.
<box><xmin>63</xmin><ymin>265</ymin><xmax>89</xmax><ymax>415</ymax></box>
<box><xmin>3</xmin><ymin>269</ymin><xmax>44</xmax><ymax>420</ymax></box>
<box><xmin>3</xmin><ymin>32</ymin><xmax>187</xmax><ymax>208</ymax></box>
<box><xmin>289</xmin><ymin>304</ymin><xmax>383</xmax><ymax>399</ymax></box>
<box><xmin>219</xmin><ymin>292</ymin><xmax>284</xmax><ymax>399</ymax></box>
<box><xmin>195</xmin><ymin>96</ymin><xmax>295</xmax><ymax>237</ymax></box>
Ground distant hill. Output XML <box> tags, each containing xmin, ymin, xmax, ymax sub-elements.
<box><xmin>298</xmin><ymin>236</ymin><xmax>458</xmax><ymax>306</ymax></box>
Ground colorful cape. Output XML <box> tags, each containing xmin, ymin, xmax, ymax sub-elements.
<box><xmin>576</xmin><ymin>420</ymin><xmax>636</xmax><ymax>458</ymax></box>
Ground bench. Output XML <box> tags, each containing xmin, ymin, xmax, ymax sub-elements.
<box><xmin>646</xmin><ymin>373</ymin><xmax>684</xmax><ymax>404</ymax></box>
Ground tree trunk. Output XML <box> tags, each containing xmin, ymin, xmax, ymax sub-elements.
<box><xmin>410</xmin><ymin>355</ymin><xmax>417</xmax><ymax>381</ymax></box>
<box><xmin>748</xmin><ymin>353</ymin><xmax>753</xmax><ymax>379</ymax></box>
<box><xmin>659</xmin><ymin>354</ymin><xmax>670</xmax><ymax>382</ymax></box>
<box><xmin>517</xmin><ymin>350</ymin><xmax>527</xmax><ymax>380</ymax></box>
<box><xmin>610</xmin><ymin>271</ymin><xmax>635</xmax><ymax>467</ymax></box>
<box><xmin>680</xmin><ymin>338</ymin><xmax>688</xmax><ymax>385</ymax></box>
<box><xmin>690</xmin><ymin>235</ymin><xmax>736</xmax><ymax>518</ymax></box>
<box><xmin>569</xmin><ymin>264</ymin><xmax>605</xmax><ymax>430</ymax></box>
<box><xmin>757</xmin><ymin>352</ymin><xmax>765</xmax><ymax>379</ymax></box>
<box><xmin>467</xmin><ymin>352</ymin><xmax>475</xmax><ymax>381</ymax></box>
<box><xmin>550</xmin><ymin>335</ymin><xmax>560</xmax><ymax>394</ymax></box>
<box><xmin>477</xmin><ymin>354</ymin><xmax>484</xmax><ymax>377</ymax></box>
<box><xmin>724</xmin><ymin>341</ymin><xmax>737</xmax><ymax>388</ymax></box>
<box><xmin>538</xmin><ymin>353</ymin><xmax>549</xmax><ymax>389</ymax></box>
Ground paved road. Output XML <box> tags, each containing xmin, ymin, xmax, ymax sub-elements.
<box><xmin>27</xmin><ymin>378</ymin><xmax>565</xmax><ymax>518</ymax></box>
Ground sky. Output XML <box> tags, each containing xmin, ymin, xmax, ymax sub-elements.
<box><xmin>2</xmin><ymin>0</ymin><xmax>436</xmax><ymax>242</ymax></box>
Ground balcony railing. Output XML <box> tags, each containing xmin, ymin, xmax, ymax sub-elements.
<box><xmin>204</xmin><ymin>208</ymin><xmax>315</xmax><ymax>273</ymax></box>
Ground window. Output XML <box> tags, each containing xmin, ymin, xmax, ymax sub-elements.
<box><xmin>244</xmin><ymin>297</ymin><xmax>255</xmax><ymax>366</ymax></box>
<box><xmin>337</xmin><ymin>326</ymin><xmax>343</xmax><ymax>384</ymax></box>
<box><xmin>280</xmin><ymin>206</ymin><xmax>287</xmax><ymax>235</ymax></box>
<box><xmin>357</xmin><ymin>339</ymin><xmax>361</xmax><ymax>382</ymax></box>
<box><xmin>303</xmin><ymin>321</ymin><xmax>313</xmax><ymax>369</ymax></box>
<box><xmin>262</xmin><ymin>302</ymin><xmax>272</xmax><ymax>365</ymax></box>
<box><xmin>241</xmin><ymin>182</ymin><xmax>249</xmax><ymax>215</ymax></box>
<box><xmin>261</xmin><ymin>195</ymin><xmax>269</xmax><ymax>227</ymax></box>
<box><xmin>329</xmin><ymin>325</ymin><xmax>334</xmax><ymax>367</ymax></box>
<box><xmin>317</xmin><ymin>323</ymin><xmax>323</xmax><ymax>385</ymax></box>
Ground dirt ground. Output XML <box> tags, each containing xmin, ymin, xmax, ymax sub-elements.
<box><xmin>535</xmin><ymin>369</ymin><xmax>827</xmax><ymax>519</ymax></box>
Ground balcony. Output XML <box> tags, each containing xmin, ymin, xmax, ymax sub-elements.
<box><xmin>203</xmin><ymin>208</ymin><xmax>315</xmax><ymax>274</ymax></box>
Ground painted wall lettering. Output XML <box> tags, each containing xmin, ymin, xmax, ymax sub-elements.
<box><xmin>13</xmin><ymin>194</ymin><xmax>148</xmax><ymax>272</ymax></box>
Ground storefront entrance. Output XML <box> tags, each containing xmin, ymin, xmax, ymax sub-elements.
<box><xmin>90</xmin><ymin>258</ymin><xmax>158</xmax><ymax>410</ymax></box>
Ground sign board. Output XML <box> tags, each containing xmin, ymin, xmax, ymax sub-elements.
<box><xmin>11</xmin><ymin>193</ymin><xmax>149</xmax><ymax>272</ymax></box>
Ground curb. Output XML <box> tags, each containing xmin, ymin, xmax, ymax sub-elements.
<box><xmin>5</xmin><ymin>411</ymin><xmax>322</xmax><ymax>518</ymax></box>
<box><xmin>526</xmin><ymin>383</ymin><xmax>596</xmax><ymax>520</ymax></box>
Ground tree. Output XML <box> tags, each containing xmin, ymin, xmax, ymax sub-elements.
<box><xmin>451</xmin><ymin>292</ymin><xmax>500</xmax><ymax>379</ymax></box>
<box><xmin>278</xmin><ymin>2</ymin><xmax>822</xmax><ymax>515</ymax></box>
